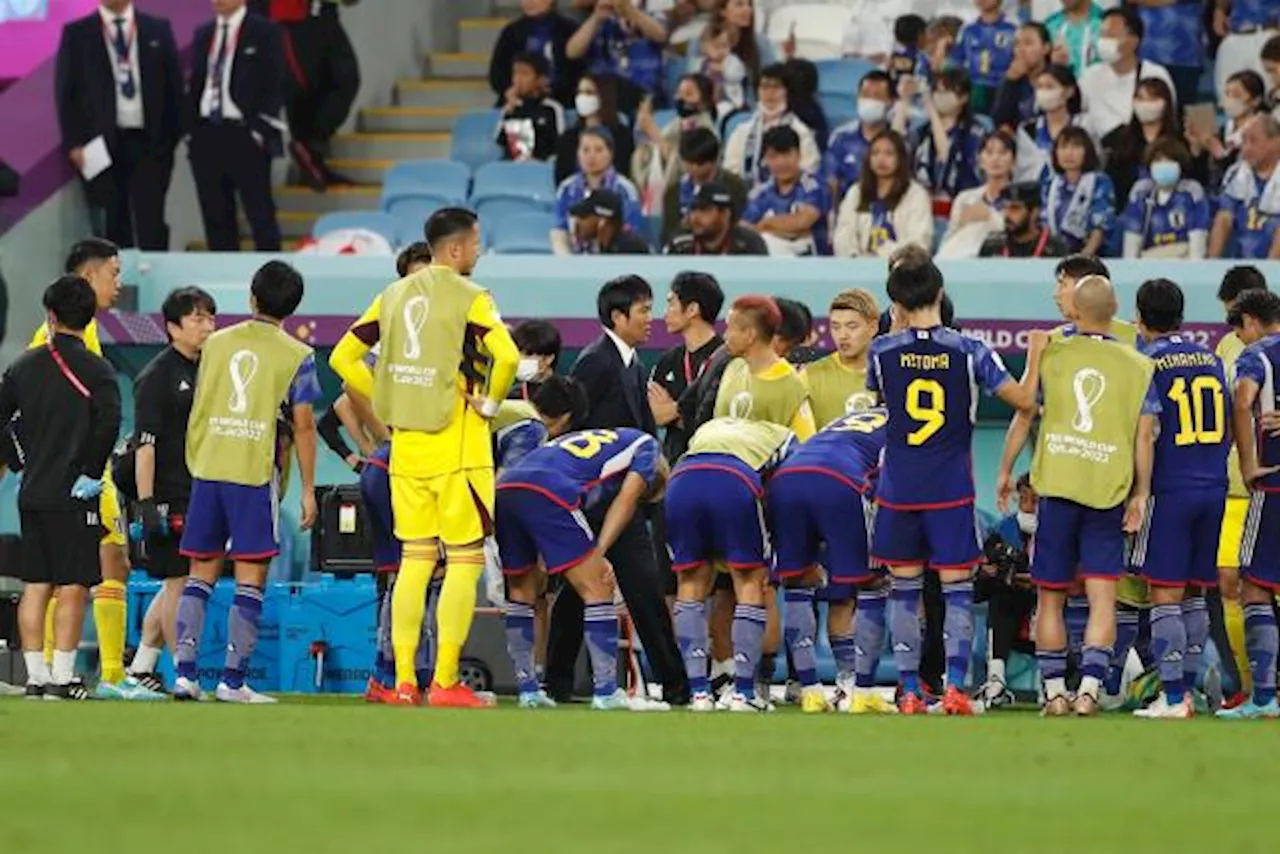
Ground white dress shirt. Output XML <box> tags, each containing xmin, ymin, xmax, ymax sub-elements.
<box><xmin>605</xmin><ymin>327</ymin><xmax>637</xmax><ymax>368</ymax></box>
<box><xmin>200</xmin><ymin>5</ymin><xmax>247</xmax><ymax>121</ymax></box>
<box><xmin>99</xmin><ymin>3</ymin><xmax>143</xmax><ymax>129</ymax></box>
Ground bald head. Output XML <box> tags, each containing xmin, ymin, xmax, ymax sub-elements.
<box><xmin>1073</xmin><ymin>275</ymin><xmax>1118</xmax><ymax>325</ymax></box>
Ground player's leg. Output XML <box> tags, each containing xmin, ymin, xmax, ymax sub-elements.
<box><xmin>1219</xmin><ymin>493</ymin><xmax>1280</xmax><ymax>719</ymax></box>
<box><xmin>872</xmin><ymin>503</ymin><xmax>927</xmax><ymax>712</ymax></box>
<box><xmin>44</xmin><ymin>504</ymin><xmax>102</xmax><ymax>700</ymax></box>
<box><xmin>665</xmin><ymin>468</ymin><xmax>717</xmax><ymax>709</ymax></box>
<box><xmin>767</xmin><ymin>473</ymin><xmax>826</xmax><ymax>712</ymax></box>
<box><xmin>1030</xmin><ymin>497</ymin><xmax>1082</xmax><ymax>715</ymax></box>
<box><xmin>1181</xmin><ymin>494</ymin><xmax>1225</xmax><ymax>711</ymax></box>
<box><xmin>563</xmin><ymin>552</ymin><xmax>627</xmax><ymax>709</ymax></box>
<box><xmin>419</xmin><ymin>563</ymin><xmax>443</xmax><ymax>688</ymax></box>
<box><xmin>128</xmin><ymin>522</ymin><xmax>190</xmax><ymax>692</ymax></box>
<box><xmin>367</xmin><ymin>570</ymin><xmax>396</xmax><ymax>701</ymax></box>
<box><xmin>92</xmin><ymin>473</ymin><xmax>131</xmax><ymax>692</ymax></box>
<box><xmin>818</xmin><ymin>486</ymin><xmax>877</xmax><ymax>711</ymax></box>
<box><xmin>708</xmin><ymin>582</ymin><xmax>735</xmax><ymax>699</ymax></box>
<box><xmin>361</xmin><ymin>462</ymin><xmax>400</xmax><ymax>700</ymax></box>
<box><xmin>1073</xmin><ymin>503</ymin><xmax>1128</xmax><ymax>715</ymax></box>
<box><xmin>388</xmin><ymin>471</ymin><xmax>439</xmax><ymax>702</ymax></box>
<box><xmin>494</xmin><ymin>487</ymin><xmax>554</xmax><ymax>708</ymax></box>
<box><xmin>727</xmin><ymin>566</ymin><xmax>770</xmax><ymax>712</ymax></box>
<box><xmin>174</xmin><ymin>478</ymin><xmax>231</xmax><ymax>700</ymax></box>
<box><xmin>923</xmin><ymin>504</ymin><xmax>984</xmax><ymax>715</ymax></box>
<box><xmin>1213</xmin><ymin>494</ymin><xmax>1250</xmax><ymax>703</ymax></box>
<box><xmin>1064</xmin><ymin>588</ymin><xmax>1089</xmax><ymax>665</ymax></box>
<box><xmin>17</xmin><ymin>512</ymin><xmax>54</xmax><ymax>696</ymax></box>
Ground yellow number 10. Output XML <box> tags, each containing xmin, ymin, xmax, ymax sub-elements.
<box><xmin>1168</xmin><ymin>375</ymin><xmax>1224</xmax><ymax>446</ymax></box>
<box><xmin>557</xmin><ymin>429</ymin><xmax>619</xmax><ymax>459</ymax></box>
<box><xmin>906</xmin><ymin>379</ymin><xmax>946</xmax><ymax>446</ymax></box>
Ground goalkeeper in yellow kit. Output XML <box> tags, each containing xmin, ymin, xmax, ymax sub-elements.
<box><xmin>330</xmin><ymin>208</ymin><xmax>519</xmax><ymax>708</ymax></box>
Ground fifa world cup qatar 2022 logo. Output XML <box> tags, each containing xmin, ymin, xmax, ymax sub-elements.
<box><xmin>401</xmin><ymin>295</ymin><xmax>430</xmax><ymax>360</ymax></box>
<box><xmin>1071</xmin><ymin>367</ymin><xmax>1106</xmax><ymax>433</ymax></box>
<box><xmin>228</xmin><ymin>350</ymin><xmax>259</xmax><ymax>414</ymax></box>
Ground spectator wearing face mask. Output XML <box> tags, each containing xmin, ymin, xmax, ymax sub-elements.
<box><xmin>824</xmin><ymin>71</ymin><xmax>895</xmax><ymax>204</ymax></box>
<box><xmin>663</xmin><ymin>128</ymin><xmax>748</xmax><ymax>244</ymax></box>
<box><xmin>992</xmin><ymin>22</ymin><xmax>1054</xmax><ymax>131</ymax></box>
<box><xmin>1213</xmin><ymin>2</ymin><xmax>1280</xmax><ymax>105</ymax></box>
<box><xmin>833</xmin><ymin>129</ymin><xmax>933</xmax><ymax>258</ymax></box>
<box><xmin>509</xmin><ymin>319</ymin><xmax>563</xmax><ymax>401</ymax></box>
<box><xmin>1133</xmin><ymin>0</ymin><xmax>1205</xmax><ymax>108</ymax></box>
<box><xmin>938</xmin><ymin>130</ymin><xmax>1016</xmax><ymax>258</ymax></box>
<box><xmin>904</xmin><ymin>68</ymin><xmax>987</xmax><ymax>220</ymax></box>
<box><xmin>1044</xmin><ymin>0</ymin><xmax>1105</xmax><ymax>77</ymax></box>
<box><xmin>554</xmin><ymin>73</ymin><xmax>634</xmax><ymax>184</ymax></box>
<box><xmin>741</xmin><ymin>126</ymin><xmax>832</xmax><ymax>256</ymax></box>
<box><xmin>723</xmin><ymin>63</ymin><xmax>820</xmax><ymax>188</ymax></box>
<box><xmin>952</xmin><ymin>0</ymin><xmax>1018</xmax><ymax>116</ymax></box>
<box><xmin>979</xmin><ymin>180</ymin><xmax>1073</xmax><ymax>257</ymax></box>
<box><xmin>633</xmin><ymin>73</ymin><xmax>717</xmax><ymax>210</ymax></box>
<box><xmin>1186</xmin><ymin>70</ymin><xmax>1266</xmax><ymax>191</ymax></box>
<box><xmin>566</xmin><ymin>0</ymin><xmax>668</xmax><ymax>106</ymax></box>
<box><xmin>1121</xmin><ymin>136</ymin><xmax>1210</xmax><ymax>259</ymax></box>
<box><xmin>1209</xmin><ymin>114</ymin><xmax>1280</xmax><ymax>260</ymax></box>
<box><xmin>1042</xmin><ymin>124</ymin><xmax>1116</xmax><ymax>256</ymax></box>
<box><xmin>1101</xmin><ymin>76</ymin><xmax>1188</xmax><ymax>210</ymax></box>
<box><xmin>1013</xmin><ymin>63</ymin><xmax>1092</xmax><ymax>184</ymax></box>
<box><xmin>1078</xmin><ymin>8</ymin><xmax>1177</xmax><ymax>140</ymax></box>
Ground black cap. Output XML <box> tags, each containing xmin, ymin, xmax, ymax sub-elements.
<box><xmin>1008</xmin><ymin>181</ymin><xmax>1041</xmax><ymax>208</ymax></box>
<box><xmin>690</xmin><ymin>182</ymin><xmax>734</xmax><ymax>210</ymax></box>
<box><xmin>569</xmin><ymin>189</ymin><xmax>623</xmax><ymax>220</ymax></box>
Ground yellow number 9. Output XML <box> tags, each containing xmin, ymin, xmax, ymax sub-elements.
<box><xmin>557</xmin><ymin>429</ymin><xmax>619</xmax><ymax>459</ymax></box>
<box><xmin>906</xmin><ymin>379</ymin><xmax>946</xmax><ymax>446</ymax></box>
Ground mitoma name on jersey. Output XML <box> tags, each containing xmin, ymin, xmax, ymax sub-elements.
<box><xmin>898</xmin><ymin>352</ymin><xmax>951</xmax><ymax>370</ymax></box>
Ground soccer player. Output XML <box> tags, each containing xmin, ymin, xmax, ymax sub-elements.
<box><xmin>496</xmin><ymin>427</ymin><xmax>670</xmax><ymax>711</ymax></box>
<box><xmin>1220</xmin><ymin>288</ymin><xmax>1280</xmax><ymax>719</ymax></box>
<box><xmin>1130</xmin><ymin>279</ymin><xmax>1230</xmax><ymax>719</ymax></box>
<box><xmin>802</xmin><ymin>288</ymin><xmax>880</xmax><ymax>427</ymax></box>
<box><xmin>174</xmin><ymin>261</ymin><xmax>320</xmax><ymax>703</ymax></box>
<box><xmin>666</xmin><ymin>417</ymin><xmax>796</xmax><ymax>712</ymax></box>
<box><xmin>510</xmin><ymin>320</ymin><xmax>563</xmax><ymax>401</ymax></box>
<box><xmin>124</xmin><ymin>287</ymin><xmax>218</xmax><ymax>692</ymax></box>
<box><xmin>330</xmin><ymin>208</ymin><xmax>519</xmax><ymax>708</ymax></box>
<box><xmin>998</xmin><ymin>274</ymin><xmax>1157</xmax><ymax>716</ymax></box>
<box><xmin>28</xmin><ymin>239</ymin><xmax>159</xmax><ymax>699</ymax></box>
<box><xmin>1</xmin><ymin>277</ymin><xmax>121</xmax><ymax>700</ymax></box>
<box><xmin>714</xmin><ymin>295</ymin><xmax>815</xmax><ymax>439</ymax></box>
<box><xmin>768</xmin><ymin>408</ymin><xmax>894</xmax><ymax>714</ymax></box>
<box><xmin>870</xmin><ymin>258</ymin><xmax>1042</xmax><ymax>715</ymax></box>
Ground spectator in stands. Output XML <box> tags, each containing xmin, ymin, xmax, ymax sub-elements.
<box><xmin>1213</xmin><ymin>2</ymin><xmax>1278</xmax><ymax>102</ymax></box>
<box><xmin>633</xmin><ymin>74</ymin><xmax>717</xmax><ymax>216</ymax></box>
<box><xmin>979</xmin><ymin>180</ymin><xmax>1072</xmax><ymax>257</ymax></box>
<box><xmin>489</xmin><ymin>0</ymin><xmax>581</xmax><ymax>107</ymax></box>
<box><xmin>1120</xmin><ymin>136</ymin><xmax>1211</xmax><ymax>259</ymax></box>
<box><xmin>1266</xmin><ymin>36</ymin><xmax>1280</xmax><ymax>115</ymax></box>
<box><xmin>1101</xmin><ymin>76</ymin><xmax>1187</xmax><ymax>209</ymax></box>
<box><xmin>833</xmin><ymin>129</ymin><xmax>933</xmax><ymax>258</ymax></box>
<box><xmin>55</xmin><ymin>0</ymin><xmax>183</xmax><ymax>250</ymax></box>
<box><xmin>693</xmin><ymin>17</ymin><xmax>748</xmax><ymax>116</ymax></box>
<box><xmin>887</xmin><ymin>14</ymin><xmax>928</xmax><ymax>89</ymax></box>
<box><xmin>555</xmin><ymin>73</ymin><xmax>634</xmax><ymax>184</ymax></box>
<box><xmin>511</xmin><ymin>319</ymin><xmax>563</xmax><ymax>401</ymax></box>
<box><xmin>570</xmin><ymin>189</ymin><xmax>652</xmax><ymax>254</ymax></box>
<box><xmin>704</xmin><ymin>0</ymin><xmax>772</xmax><ymax>91</ymax></box>
<box><xmin>1079</xmin><ymin>8</ymin><xmax>1176</xmax><ymax>140</ymax></box>
<box><xmin>1013</xmin><ymin>63</ymin><xmax>1089</xmax><ymax>183</ymax></box>
<box><xmin>723</xmin><ymin>63</ymin><xmax>820</xmax><ymax>187</ymax></box>
<box><xmin>824</xmin><ymin>71</ymin><xmax>895</xmax><ymax>204</ymax></box>
<box><xmin>938</xmin><ymin>130</ymin><xmax>1015</xmax><ymax>258</ymax></box>
<box><xmin>906</xmin><ymin>68</ymin><xmax>986</xmax><ymax>219</ymax></box>
<box><xmin>665</xmin><ymin>182</ymin><xmax>768</xmax><ymax>255</ymax></box>
<box><xmin>1133</xmin><ymin>0</ymin><xmax>1204</xmax><ymax>107</ymax></box>
<box><xmin>1042</xmin><ymin>124</ymin><xmax>1116</xmax><ymax>256</ymax></box>
<box><xmin>187</xmin><ymin>0</ymin><xmax>286</xmax><ymax>252</ymax></box>
<box><xmin>662</xmin><ymin>128</ymin><xmax>748</xmax><ymax>244</ymax></box>
<box><xmin>838</xmin><ymin>0</ymin><xmax>894</xmax><ymax>66</ymax></box>
<box><xmin>1210</xmin><ymin>114</ymin><xmax>1280</xmax><ymax>259</ymax></box>
<box><xmin>741</xmin><ymin>126</ymin><xmax>831</xmax><ymax>256</ymax></box>
<box><xmin>1187</xmin><ymin>70</ymin><xmax>1267</xmax><ymax>191</ymax></box>
<box><xmin>992</xmin><ymin>22</ymin><xmax>1054</xmax><ymax>131</ymax></box>
<box><xmin>954</xmin><ymin>0</ymin><xmax>1018</xmax><ymax>115</ymax></box>
<box><xmin>1045</xmin><ymin>0</ymin><xmax>1104</xmax><ymax>77</ymax></box>
<box><xmin>567</xmin><ymin>0</ymin><xmax>668</xmax><ymax>107</ymax></box>
<box><xmin>663</xmin><ymin>0</ymin><xmax>718</xmax><ymax>48</ymax></box>
<box><xmin>648</xmin><ymin>271</ymin><xmax>725</xmax><ymax>462</ymax></box>
<box><xmin>553</xmin><ymin>127</ymin><xmax>644</xmax><ymax>254</ymax></box>
<box><xmin>920</xmin><ymin>16</ymin><xmax>963</xmax><ymax>85</ymax></box>
<box><xmin>497</xmin><ymin>52</ymin><xmax>565</xmax><ymax>162</ymax></box>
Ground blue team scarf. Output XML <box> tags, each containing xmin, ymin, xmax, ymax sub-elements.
<box><xmin>1047</xmin><ymin>171</ymin><xmax>1098</xmax><ymax>241</ymax></box>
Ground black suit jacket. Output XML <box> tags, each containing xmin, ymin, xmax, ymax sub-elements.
<box><xmin>54</xmin><ymin>11</ymin><xmax>183</xmax><ymax>157</ymax></box>
<box><xmin>186</xmin><ymin>12</ymin><xmax>287</xmax><ymax>156</ymax></box>
<box><xmin>570</xmin><ymin>334</ymin><xmax>656</xmax><ymax>436</ymax></box>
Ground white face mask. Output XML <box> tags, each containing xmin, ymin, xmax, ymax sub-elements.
<box><xmin>1096</xmin><ymin>36</ymin><xmax>1122</xmax><ymax>65</ymax></box>
<box><xmin>1016</xmin><ymin>510</ymin><xmax>1038</xmax><ymax>536</ymax></box>
<box><xmin>1223</xmin><ymin>97</ymin><xmax>1250</xmax><ymax>119</ymax></box>
<box><xmin>1034</xmin><ymin>87</ymin><xmax>1064</xmax><ymax>112</ymax></box>
<box><xmin>933</xmin><ymin>91</ymin><xmax>962</xmax><ymax>116</ymax></box>
<box><xmin>857</xmin><ymin>98</ymin><xmax>889</xmax><ymax>125</ymax></box>
<box><xmin>516</xmin><ymin>357</ymin><xmax>541</xmax><ymax>382</ymax></box>
<box><xmin>1133</xmin><ymin>100</ymin><xmax>1165</xmax><ymax>124</ymax></box>
<box><xmin>575</xmin><ymin>93</ymin><xmax>600</xmax><ymax>118</ymax></box>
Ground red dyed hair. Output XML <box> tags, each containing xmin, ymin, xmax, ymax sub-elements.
<box><xmin>732</xmin><ymin>294</ymin><xmax>783</xmax><ymax>339</ymax></box>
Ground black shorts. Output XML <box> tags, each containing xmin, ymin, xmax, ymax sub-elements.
<box><xmin>144</xmin><ymin>500</ymin><xmax>189</xmax><ymax>580</ymax></box>
<box><xmin>21</xmin><ymin>503</ymin><xmax>102</xmax><ymax>588</ymax></box>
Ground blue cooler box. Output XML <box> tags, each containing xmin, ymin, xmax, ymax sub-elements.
<box><xmin>279</xmin><ymin>576</ymin><xmax>378</xmax><ymax>694</ymax></box>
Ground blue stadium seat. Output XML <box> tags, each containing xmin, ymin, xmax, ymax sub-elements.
<box><xmin>819</xmin><ymin>92</ymin><xmax>855</xmax><ymax>127</ymax></box>
<box><xmin>489</xmin><ymin>211</ymin><xmax>555</xmax><ymax>254</ymax></box>
<box><xmin>450</xmin><ymin>110</ymin><xmax>502</xmax><ymax>171</ymax></box>
<box><xmin>382</xmin><ymin>159</ymin><xmax>471</xmax><ymax>207</ymax></box>
<box><xmin>388</xmin><ymin>198</ymin><xmax>447</xmax><ymax>246</ymax></box>
<box><xmin>470</xmin><ymin>161</ymin><xmax>556</xmax><ymax>219</ymax></box>
<box><xmin>312</xmin><ymin>211</ymin><xmax>399</xmax><ymax>245</ymax></box>
<box><xmin>816</xmin><ymin>59</ymin><xmax>876</xmax><ymax>97</ymax></box>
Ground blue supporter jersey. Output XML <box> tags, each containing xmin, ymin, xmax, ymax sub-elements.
<box><xmin>523</xmin><ymin>17</ymin><xmax>563</xmax><ymax>89</ymax></box>
<box><xmin>586</xmin><ymin>19</ymin><xmax>664</xmax><ymax>97</ymax></box>
<box><xmin>1230</xmin><ymin>0</ymin><xmax>1278</xmax><ymax>31</ymax></box>
<box><xmin>1043</xmin><ymin>170</ymin><xmax>1116</xmax><ymax>252</ymax></box>
<box><xmin>1141</xmin><ymin>334</ymin><xmax>1229</xmax><ymax>494</ymax></box>
<box><xmin>1137</xmin><ymin>1</ymin><xmax>1205</xmax><ymax>68</ymax></box>
<box><xmin>554</xmin><ymin>168</ymin><xmax>645</xmax><ymax>242</ymax></box>
<box><xmin>775</xmin><ymin>408</ymin><xmax>888</xmax><ymax>495</ymax></box>
<box><xmin>823</xmin><ymin>120</ymin><xmax>875</xmax><ymax>201</ymax></box>
<box><xmin>287</xmin><ymin>354</ymin><xmax>322</xmax><ymax>407</ymax></box>
<box><xmin>954</xmin><ymin>16</ymin><xmax>1017</xmax><ymax>88</ymax></box>
<box><xmin>866</xmin><ymin>327</ymin><xmax>1012</xmax><ymax>508</ymax></box>
<box><xmin>1219</xmin><ymin>169</ymin><xmax>1280</xmax><ymax>260</ymax></box>
<box><xmin>913</xmin><ymin>120</ymin><xmax>985</xmax><ymax>200</ymax></box>
<box><xmin>494</xmin><ymin>418</ymin><xmax>548</xmax><ymax>472</ymax></box>
<box><xmin>497</xmin><ymin>427</ymin><xmax>661</xmax><ymax>510</ymax></box>
<box><xmin>742</xmin><ymin>172</ymin><xmax>832</xmax><ymax>255</ymax></box>
<box><xmin>1121</xmin><ymin>178</ymin><xmax>1211</xmax><ymax>252</ymax></box>
<box><xmin>1234</xmin><ymin>334</ymin><xmax>1280</xmax><ymax>493</ymax></box>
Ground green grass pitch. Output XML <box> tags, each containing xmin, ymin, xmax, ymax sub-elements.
<box><xmin>2</xmin><ymin>697</ymin><xmax>1278</xmax><ymax>854</ymax></box>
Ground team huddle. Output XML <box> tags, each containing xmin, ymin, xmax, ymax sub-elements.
<box><xmin>4</xmin><ymin>210</ymin><xmax>1278</xmax><ymax>717</ymax></box>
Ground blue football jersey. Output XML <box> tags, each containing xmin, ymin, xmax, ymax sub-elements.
<box><xmin>954</xmin><ymin>16</ymin><xmax>1017</xmax><ymax>88</ymax></box>
<box><xmin>742</xmin><ymin>172</ymin><xmax>832</xmax><ymax>255</ymax></box>
<box><xmin>1230</xmin><ymin>0</ymin><xmax>1277</xmax><ymax>31</ymax></box>
<box><xmin>823</xmin><ymin>121</ymin><xmax>875</xmax><ymax>201</ymax></box>
<box><xmin>867</xmin><ymin>327</ymin><xmax>1012</xmax><ymax>507</ymax></box>
<box><xmin>1121</xmin><ymin>179</ymin><xmax>1211</xmax><ymax>252</ymax></box>
<box><xmin>494</xmin><ymin>418</ymin><xmax>548</xmax><ymax>472</ymax></box>
<box><xmin>1234</xmin><ymin>334</ymin><xmax>1280</xmax><ymax>493</ymax></box>
<box><xmin>1142</xmin><ymin>335</ymin><xmax>1229</xmax><ymax>494</ymax></box>
<box><xmin>1219</xmin><ymin>168</ymin><xmax>1280</xmax><ymax>261</ymax></box>
<box><xmin>776</xmin><ymin>408</ymin><xmax>888</xmax><ymax>495</ymax></box>
<box><xmin>1137</xmin><ymin>1</ymin><xmax>1205</xmax><ymax>68</ymax></box>
<box><xmin>498</xmin><ymin>427</ymin><xmax>661</xmax><ymax>509</ymax></box>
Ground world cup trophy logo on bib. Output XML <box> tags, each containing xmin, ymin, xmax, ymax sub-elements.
<box><xmin>402</xmin><ymin>296</ymin><xmax>430</xmax><ymax>360</ymax></box>
<box><xmin>1071</xmin><ymin>367</ymin><xmax>1106</xmax><ymax>432</ymax></box>
<box><xmin>729</xmin><ymin>391</ymin><xmax>755</xmax><ymax>419</ymax></box>
<box><xmin>846</xmin><ymin>391</ymin><xmax>876</xmax><ymax>414</ymax></box>
<box><xmin>227</xmin><ymin>350</ymin><xmax>259</xmax><ymax>414</ymax></box>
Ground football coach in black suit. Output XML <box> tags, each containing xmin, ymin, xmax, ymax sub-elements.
<box><xmin>55</xmin><ymin>0</ymin><xmax>183</xmax><ymax>250</ymax></box>
<box><xmin>545</xmin><ymin>275</ymin><xmax>689</xmax><ymax>705</ymax></box>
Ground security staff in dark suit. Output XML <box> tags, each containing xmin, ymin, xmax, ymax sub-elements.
<box><xmin>186</xmin><ymin>0</ymin><xmax>286</xmax><ymax>251</ymax></box>
<box><xmin>547</xmin><ymin>275</ymin><xmax>690</xmax><ymax>705</ymax></box>
<box><xmin>54</xmin><ymin>0</ymin><xmax>183</xmax><ymax>250</ymax></box>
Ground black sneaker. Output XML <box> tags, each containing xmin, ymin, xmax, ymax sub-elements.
<box><xmin>131</xmin><ymin>671</ymin><xmax>168</xmax><ymax>695</ymax></box>
<box><xmin>44</xmin><ymin>679</ymin><xmax>93</xmax><ymax>701</ymax></box>
<box><xmin>24</xmin><ymin>683</ymin><xmax>45</xmax><ymax>700</ymax></box>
